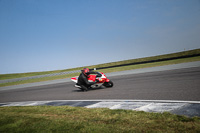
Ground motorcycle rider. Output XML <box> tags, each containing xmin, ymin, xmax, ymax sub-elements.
<box><xmin>76</xmin><ymin>68</ymin><xmax>99</xmax><ymax>91</ymax></box>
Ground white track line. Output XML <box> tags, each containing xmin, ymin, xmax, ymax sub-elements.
<box><xmin>1</xmin><ymin>99</ymin><xmax>200</xmax><ymax>106</ymax></box>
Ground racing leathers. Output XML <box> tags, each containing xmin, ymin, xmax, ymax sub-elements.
<box><xmin>77</xmin><ymin>71</ymin><xmax>99</xmax><ymax>91</ymax></box>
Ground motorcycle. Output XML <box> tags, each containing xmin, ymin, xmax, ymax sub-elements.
<box><xmin>71</xmin><ymin>71</ymin><xmax>113</xmax><ymax>90</ymax></box>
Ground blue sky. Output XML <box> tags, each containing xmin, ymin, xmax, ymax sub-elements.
<box><xmin>0</xmin><ymin>0</ymin><xmax>200</xmax><ymax>74</ymax></box>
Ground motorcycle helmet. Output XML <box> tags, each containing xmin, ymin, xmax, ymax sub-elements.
<box><xmin>82</xmin><ymin>68</ymin><xmax>90</xmax><ymax>76</ymax></box>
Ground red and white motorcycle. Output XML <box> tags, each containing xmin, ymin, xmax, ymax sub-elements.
<box><xmin>71</xmin><ymin>71</ymin><xmax>113</xmax><ymax>90</ymax></box>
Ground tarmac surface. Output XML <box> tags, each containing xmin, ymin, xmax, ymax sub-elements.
<box><xmin>0</xmin><ymin>61</ymin><xmax>200</xmax><ymax>117</ymax></box>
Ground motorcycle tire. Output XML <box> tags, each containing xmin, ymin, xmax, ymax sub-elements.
<box><xmin>103</xmin><ymin>80</ymin><xmax>113</xmax><ymax>87</ymax></box>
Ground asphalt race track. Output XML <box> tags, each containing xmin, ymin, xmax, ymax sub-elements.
<box><xmin>0</xmin><ymin>66</ymin><xmax>200</xmax><ymax>103</ymax></box>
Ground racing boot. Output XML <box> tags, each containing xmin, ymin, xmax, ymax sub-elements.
<box><xmin>81</xmin><ymin>85</ymin><xmax>88</xmax><ymax>92</ymax></box>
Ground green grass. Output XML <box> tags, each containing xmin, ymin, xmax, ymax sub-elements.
<box><xmin>0</xmin><ymin>73</ymin><xmax>80</xmax><ymax>87</ymax></box>
<box><xmin>0</xmin><ymin>49</ymin><xmax>200</xmax><ymax>87</ymax></box>
<box><xmin>100</xmin><ymin>55</ymin><xmax>200</xmax><ymax>73</ymax></box>
<box><xmin>1</xmin><ymin>49</ymin><xmax>200</xmax><ymax>132</ymax></box>
<box><xmin>0</xmin><ymin>67</ymin><xmax>82</xmax><ymax>80</ymax></box>
<box><xmin>0</xmin><ymin>106</ymin><xmax>200</xmax><ymax>132</ymax></box>
<box><xmin>0</xmin><ymin>55</ymin><xmax>200</xmax><ymax>88</ymax></box>
<box><xmin>1</xmin><ymin>49</ymin><xmax>200</xmax><ymax>80</ymax></box>
<box><xmin>90</xmin><ymin>48</ymin><xmax>200</xmax><ymax>69</ymax></box>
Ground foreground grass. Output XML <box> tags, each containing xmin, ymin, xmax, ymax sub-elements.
<box><xmin>0</xmin><ymin>106</ymin><xmax>200</xmax><ymax>132</ymax></box>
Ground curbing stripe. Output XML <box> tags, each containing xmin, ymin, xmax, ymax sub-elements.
<box><xmin>0</xmin><ymin>100</ymin><xmax>200</xmax><ymax>117</ymax></box>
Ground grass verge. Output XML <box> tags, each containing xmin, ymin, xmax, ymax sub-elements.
<box><xmin>0</xmin><ymin>55</ymin><xmax>200</xmax><ymax>87</ymax></box>
<box><xmin>0</xmin><ymin>106</ymin><xmax>200</xmax><ymax>132</ymax></box>
<box><xmin>1</xmin><ymin>49</ymin><xmax>200</xmax><ymax>80</ymax></box>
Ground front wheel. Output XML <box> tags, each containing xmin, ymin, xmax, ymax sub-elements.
<box><xmin>103</xmin><ymin>80</ymin><xmax>113</xmax><ymax>87</ymax></box>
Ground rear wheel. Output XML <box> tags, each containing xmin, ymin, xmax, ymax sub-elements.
<box><xmin>103</xmin><ymin>80</ymin><xmax>113</xmax><ymax>87</ymax></box>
